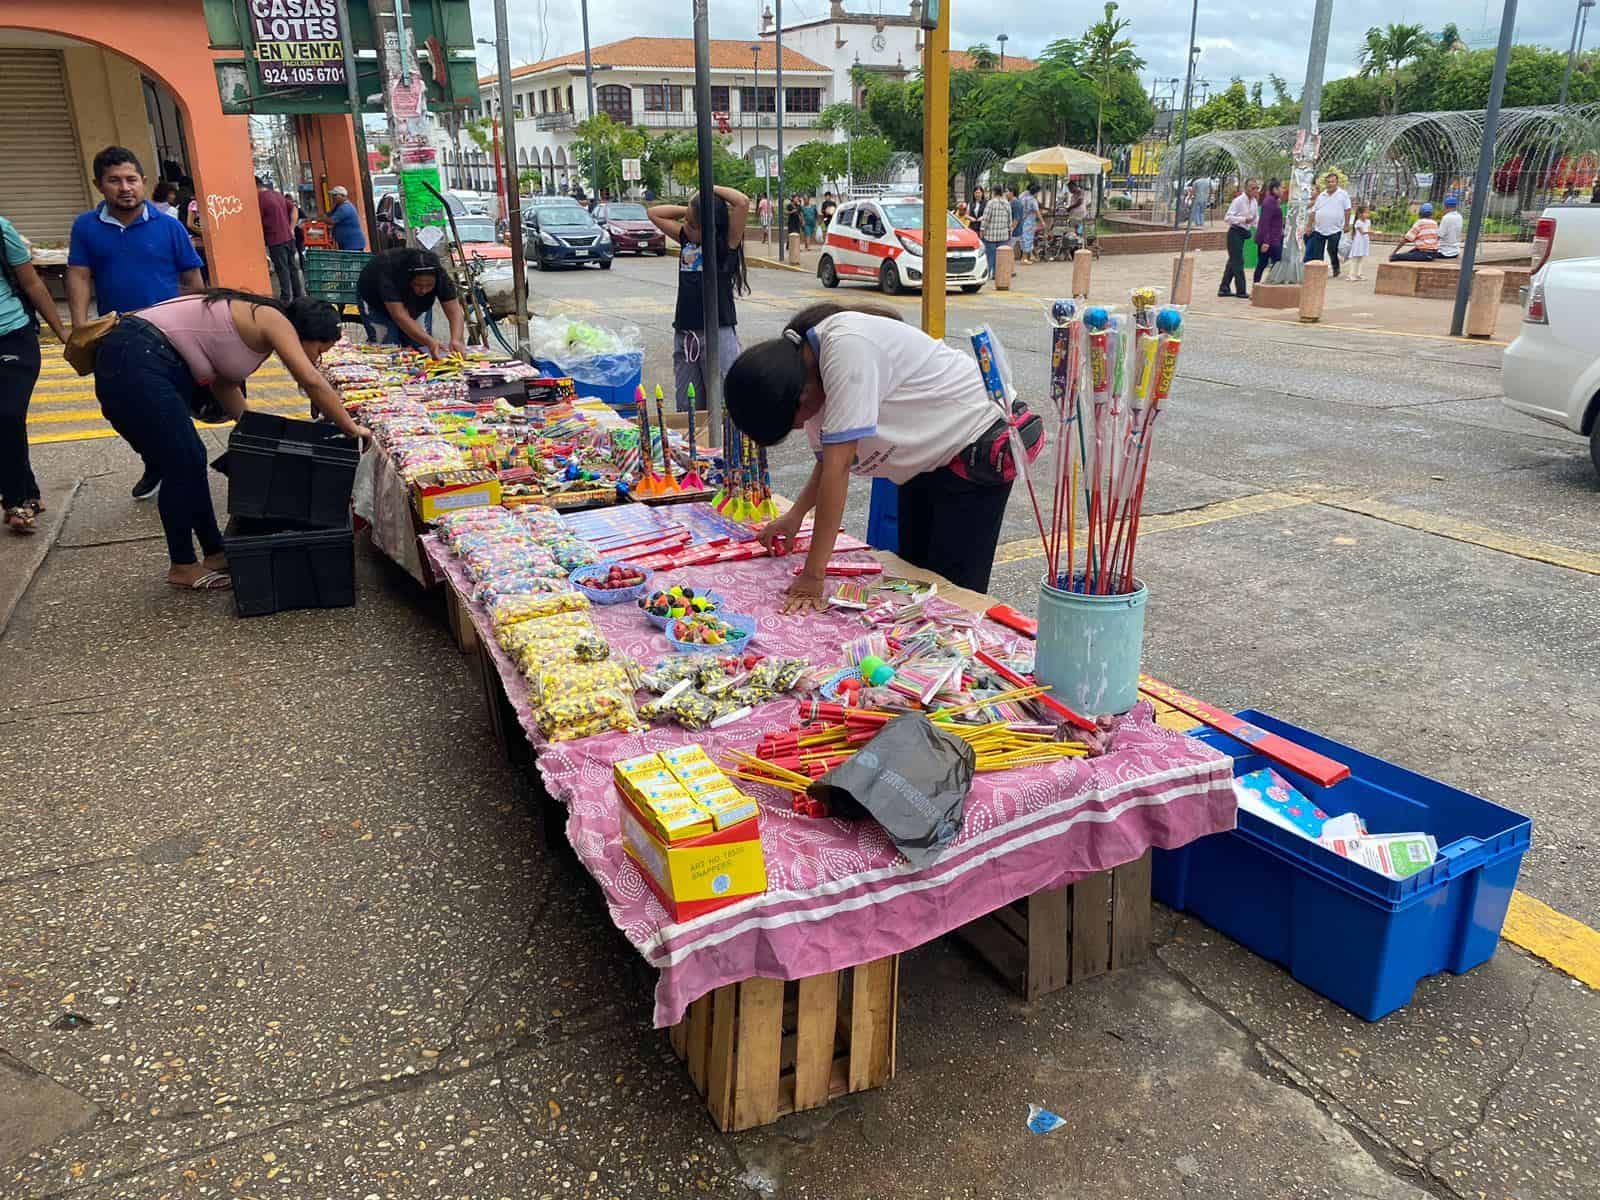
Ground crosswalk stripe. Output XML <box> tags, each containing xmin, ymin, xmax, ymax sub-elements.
<box><xmin>29</xmin><ymin>399</ymin><xmax>313</xmax><ymax>426</ymax></box>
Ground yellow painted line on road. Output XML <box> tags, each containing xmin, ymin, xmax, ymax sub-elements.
<box><xmin>1322</xmin><ymin>495</ymin><xmax>1600</xmax><ymax>577</ymax></box>
<box><xmin>1501</xmin><ymin>891</ymin><xmax>1600</xmax><ymax>989</ymax></box>
<box><xmin>991</xmin><ymin>490</ymin><xmax>1313</xmax><ymax>566</ymax></box>
<box><xmin>29</xmin><ymin>399</ymin><xmax>313</xmax><ymax>425</ymax></box>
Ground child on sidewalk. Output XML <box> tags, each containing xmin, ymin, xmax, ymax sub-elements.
<box><xmin>1347</xmin><ymin>205</ymin><xmax>1372</xmax><ymax>280</ymax></box>
<box><xmin>649</xmin><ymin>186</ymin><xmax>751</xmax><ymax>413</ymax></box>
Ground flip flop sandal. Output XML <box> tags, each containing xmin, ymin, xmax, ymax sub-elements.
<box><xmin>26</xmin><ymin>499</ymin><xmax>44</xmax><ymax>515</ymax></box>
<box><xmin>169</xmin><ymin>569</ymin><xmax>232</xmax><ymax>591</ymax></box>
<box><xmin>4</xmin><ymin>506</ymin><xmax>37</xmax><ymax>535</ymax></box>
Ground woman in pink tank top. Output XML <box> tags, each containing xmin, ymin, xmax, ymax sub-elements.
<box><xmin>93</xmin><ymin>290</ymin><xmax>367</xmax><ymax>591</ymax></box>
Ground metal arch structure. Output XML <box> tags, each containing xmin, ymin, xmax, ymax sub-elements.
<box><xmin>1154</xmin><ymin>104</ymin><xmax>1600</xmax><ymax>237</ymax></box>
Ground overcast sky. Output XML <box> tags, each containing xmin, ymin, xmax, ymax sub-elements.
<box><xmin>467</xmin><ymin>0</ymin><xmax>1576</xmax><ymax>104</ymax></box>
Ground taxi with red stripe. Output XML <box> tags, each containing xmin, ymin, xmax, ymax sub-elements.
<box><xmin>817</xmin><ymin>195</ymin><xmax>989</xmax><ymax>295</ymax></box>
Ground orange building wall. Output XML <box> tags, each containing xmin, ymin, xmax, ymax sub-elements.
<box><xmin>0</xmin><ymin>1</ymin><xmax>277</xmax><ymax>293</ymax></box>
<box><xmin>298</xmin><ymin>113</ymin><xmax>371</xmax><ymax>246</ymax></box>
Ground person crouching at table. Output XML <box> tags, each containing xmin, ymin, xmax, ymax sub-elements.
<box><xmin>724</xmin><ymin>302</ymin><xmax>1041</xmax><ymax>609</ymax></box>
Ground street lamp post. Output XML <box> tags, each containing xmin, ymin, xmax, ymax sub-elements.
<box><xmin>1170</xmin><ymin>0</ymin><xmax>1200</xmax><ymax>231</ymax></box>
<box><xmin>1559</xmin><ymin>0</ymin><xmax>1597</xmax><ymax>106</ymax></box>
<box><xmin>751</xmin><ymin>45</ymin><xmax>761</xmax><ymax>164</ymax></box>
<box><xmin>996</xmin><ymin>33</ymin><xmax>1008</xmax><ymax>70</ymax></box>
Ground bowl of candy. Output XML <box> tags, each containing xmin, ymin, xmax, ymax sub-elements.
<box><xmin>638</xmin><ymin>584</ymin><xmax>724</xmax><ymax>630</ymax></box>
<box><xmin>664</xmin><ymin>612</ymin><xmax>756</xmax><ymax>656</ymax></box>
<box><xmin>569</xmin><ymin>559</ymin><xmax>652</xmax><ymax>604</ymax></box>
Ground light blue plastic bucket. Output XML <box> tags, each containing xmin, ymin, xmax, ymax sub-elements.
<box><xmin>1034</xmin><ymin>577</ymin><xmax>1149</xmax><ymax>716</ymax></box>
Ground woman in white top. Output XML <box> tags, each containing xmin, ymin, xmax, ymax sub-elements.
<box><xmin>725</xmin><ymin>303</ymin><xmax>1022</xmax><ymax>607</ymax></box>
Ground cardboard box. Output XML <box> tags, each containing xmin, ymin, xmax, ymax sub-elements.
<box><xmin>414</xmin><ymin>476</ymin><xmax>502</xmax><ymax>522</ymax></box>
<box><xmin>618</xmin><ymin>788</ymin><xmax>766</xmax><ymax>923</ymax></box>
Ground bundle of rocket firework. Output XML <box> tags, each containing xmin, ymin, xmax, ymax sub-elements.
<box><xmin>1042</xmin><ymin>289</ymin><xmax>1184</xmax><ymax>596</ymax></box>
<box><xmin>709</xmin><ymin>399</ymin><xmax>779</xmax><ymax>523</ymax></box>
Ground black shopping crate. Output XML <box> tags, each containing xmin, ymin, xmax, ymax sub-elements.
<box><xmin>224</xmin><ymin>515</ymin><xmax>356</xmax><ymax>618</ymax></box>
<box><xmin>225</xmin><ymin>412</ymin><xmax>359</xmax><ymax>527</ymax></box>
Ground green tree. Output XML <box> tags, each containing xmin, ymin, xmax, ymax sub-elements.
<box><xmin>1320</xmin><ymin>74</ymin><xmax>1385</xmax><ymax>121</ymax></box>
<box><xmin>1358</xmin><ymin>22</ymin><xmax>1432</xmax><ymax>115</ymax></box>
<box><xmin>1080</xmin><ymin>2</ymin><xmax>1144</xmax><ymax>156</ymax></box>
<box><xmin>1427</xmin><ymin>44</ymin><xmax>1598</xmax><ymax>109</ymax></box>
<box><xmin>863</xmin><ymin>76</ymin><xmax>926</xmax><ymax>155</ymax></box>
<box><xmin>817</xmin><ymin>101</ymin><xmax>878</xmax><ymax>138</ymax></box>
<box><xmin>965</xmin><ymin>43</ymin><xmax>998</xmax><ymax>71</ymax></box>
<box><xmin>572</xmin><ymin>114</ymin><xmax>645</xmax><ymax>196</ymax></box>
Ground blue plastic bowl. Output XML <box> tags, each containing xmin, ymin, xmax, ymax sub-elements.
<box><xmin>569</xmin><ymin>559</ymin><xmax>652</xmax><ymax>605</ymax></box>
<box><xmin>641</xmin><ymin>588</ymin><xmax>725</xmax><ymax>630</ymax></box>
<box><xmin>664</xmin><ymin>612</ymin><xmax>756</xmax><ymax>656</ymax></box>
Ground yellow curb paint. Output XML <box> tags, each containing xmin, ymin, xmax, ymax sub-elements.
<box><xmin>991</xmin><ymin>491</ymin><xmax>1312</xmax><ymax>567</ymax></box>
<box><xmin>29</xmin><ymin>404</ymin><xmax>313</xmax><ymax>445</ymax></box>
<box><xmin>1322</xmin><ymin>496</ymin><xmax>1600</xmax><ymax>577</ymax></box>
<box><xmin>29</xmin><ymin>399</ymin><xmax>311</xmax><ymax>425</ymax></box>
<box><xmin>1500</xmin><ymin>891</ymin><xmax>1600</xmax><ymax>990</ymax></box>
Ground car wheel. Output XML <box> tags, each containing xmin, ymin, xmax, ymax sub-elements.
<box><xmin>879</xmin><ymin>259</ymin><xmax>902</xmax><ymax>296</ymax></box>
<box><xmin>1591</xmin><ymin>425</ymin><xmax>1600</xmax><ymax>480</ymax></box>
<box><xmin>818</xmin><ymin>256</ymin><xmax>839</xmax><ymax>288</ymax></box>
<box><xmin>655</xmin><ymin>248</ymin><xmax>667</xmax><ymax>256</ymax></box>
<box><xmin>961</xmin><ymin>283</ymin><xmax>982</xmax><ymax>294</ymax></box>
<box><xmin>600</xmin><ymin>259</ymin><xmax>612</xmax><ymax>270</ymax></box>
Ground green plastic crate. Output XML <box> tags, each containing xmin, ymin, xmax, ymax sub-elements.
<box><xmin>304</xmin><ymin>249</ymin><xmax>371</xmax><ymax>308</ymax></box>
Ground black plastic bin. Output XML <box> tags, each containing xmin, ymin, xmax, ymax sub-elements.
<box><xmin>224</xmin><ymin>412</ymin><xmax>359</xmax><ymax>527</ymax></box>
<box><xmin>224</xmin><ymin>515</ymin><xmax>356</xmax><ymax>618</ymax></box>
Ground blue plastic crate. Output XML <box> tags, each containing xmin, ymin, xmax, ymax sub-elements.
<box><xmin>865</xmin><ymin>478</ymin><xmax>899</xmax><ymax>553</ymax></box>
<box><xmin>532</xmin><ymin>352</ymin><xmax>643</xmax><ymax>411</ymax></box>
<box><xmin>1152</xmin><ymin>710</ymin><xmax>1531</xmax><ymax>1021</ymax></box>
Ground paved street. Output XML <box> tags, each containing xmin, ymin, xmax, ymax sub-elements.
<box><xmin>3</xmin><ymin>251</ymin><xmax>1597</xmax><ymax>1200</ymax></box>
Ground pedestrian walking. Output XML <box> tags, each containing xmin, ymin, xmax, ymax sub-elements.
<box><xmin>648</xmin><ymin>186</ymin><xmax>751</xmax><ymax>414</ymax></box>
<box><xmin>1304</xmin><ymin>172</ymin><xmax>1352</xmax><ymax>277</ymax></box>
<box><xmin>150</xmin><ymin>182</ymin><xmax>177</xmax><ymax>217</ymax></box>
<box><xmin>66</xmin><ymin>146</ymin><xmax>203</xmax><ymax>502</ymax></box>
<box><xmin>356</xmin><ymin>247</ymin><xmax>468</xmax><ymax>354</ymax></box>
<box><xmin>1217</xmin><ymin>179</ymin><xmax>1259</xmax><ymax>299</ymax></box>
<box><xmin>1</xmin><ymin>213</ymin><xmax>70</xmax><ymax>535</ymax></box>
<box><xmin>1253</xmin><ymin>179</ymin><xmax>1284</xmax><ymax>285</ymax></box>
<box><xmin>1019</xmin><ymin>183</ymin><xmax>1042</xmax><ymax>264</ymax></box>
<box><xmin>1346</xmin><ymin>205</ymin><xmax>1372</xmax><ymax>280</ymax></box>
<box><xmin>979</xmin><ymin>189</ymin><xmax>1014</xmax><ymax>277</ymax></box>
<box><xmin>326</xmin><ymin>185</ymin><xmax>366</xmax><ymax>251</ymax></box>
<box><xmin>1008</xmin><ymin>187</ymin><xmax>1024</xmax><ymax>264</ymax></box>
<box><xmin>258</xmin><ymin>176</ymin><xmax>304</xmax><ymax>302</ymax></box>
<box><xmin>1388</xmin><ymin>204</ymin><xmax>1441</xmax><ymax>262</ymax></box>
<box><xmin>819</xmin><ymin>192</ymin><xmax>838</xmax><ymax>230</ymax></box>
<box><xmin>971</xmin><ymin>186</ymin><xmax>988</xmax><ymax>223</ymax></box>
<box><xmin>758</xmin><ymin>193</ymin><xmax>773</xmax><ymax>246</ymax></box>
<box><xmin>802</xmin><ymin>195</ymin><xmax>818</xmax><ymax>249</ymax></box>
<box><xmin>91</xmin><ymin>290</ymin><xmax>366</xmax><ymax>590</ymax></box>
<box><xmin>1189</xmin><ymin>175</ymin><xmax>1211</xmax><ymax>226</ymax></box>
<box><xmin>786</xmin><ymin>195</ymin><xmax>802</xmax><ymax>243</ymax></box>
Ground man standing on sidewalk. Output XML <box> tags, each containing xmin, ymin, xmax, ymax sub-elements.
<box><xmin>67</xmin><ymin>146</ymin><xmax>203</xmax><ymax>502</ymax></box>
<box><xmin>1217</xmin><ymin>178</ymin><xmax>1259</xmax><ymax>299</ymax></box>
<box><xmin>258</xmin><ymin>177</ymin><xmax>303</xmax><ymax>302</ymax></box>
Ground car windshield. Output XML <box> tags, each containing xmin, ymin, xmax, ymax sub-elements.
<box><xmin>605</xmin><ymin>204</ymin><xmax>649</xmax><ymax>220</ymax></box>
<box><xmin>452</xmin><ymin>218</ymin><xmax>497</xmax><ymax>242</ymax></box>
<box><xmin>879</xmin><ymin>203</ymin><xmax>964</xmax><ymax>231</ymax></box>
<box><xmin>541</xmin><ymin>207</ymin><xmax>598</xmax><ymax>229</ymax></box>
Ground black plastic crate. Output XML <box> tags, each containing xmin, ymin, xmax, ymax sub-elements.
<box><xmin>224</xmin><ymin>515</ymin><xmax>356</xmax><ymax>618</ymax></box>
<box><xmin>225</xmin><ymin>412</ymin><xmax>359</xmax><ymax>527</ymax></box>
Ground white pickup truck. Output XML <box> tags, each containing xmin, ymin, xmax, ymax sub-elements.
<box><xmin>1502</xmin><ymin>204</ymin><xmax>1600</xmax><ymax>477</ymax></box>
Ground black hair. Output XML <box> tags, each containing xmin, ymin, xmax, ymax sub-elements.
<box><xmin>201</xmin><ymin>289</ymin><xmax>342</xmax><ymax>343</ymax></box>
<box><xmin>687</xmin><ymin>192</ymin><xmax>751</xmax><ymax>299</ymax></box>
<box><xmin>1027</xmin><ymin>182</ymin><xmax>1040</xmax><ymax>195</ymax></box>
<box><xmin>93</xmin><ymin>146</ymin><xmax>143</xmax><ymax>183</ymax></box>
<box><xmin>1267</xmin><ymin>177</ymin><xmax>1282</xmax><ymax>193</ymax></box>
<box><xmin>725</xmin><ymin>302</ymin><xmax>903</xmax><ymax>448</ymax></box>
<box><xmin>153</xmin><ymin>181</ymin><xmax>176</xmax><ymax>204</ymax></box>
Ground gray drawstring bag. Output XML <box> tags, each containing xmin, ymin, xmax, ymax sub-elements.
<box><xmin>807</xmin><ymin>714</ymin><xmax>975</xmax><ymax>868</ymax></box>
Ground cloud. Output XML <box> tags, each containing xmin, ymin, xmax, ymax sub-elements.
<box><xmin>465</xmin><ymin>0</ymin><xmax>1575</xmax><ymax>99</ymax></box>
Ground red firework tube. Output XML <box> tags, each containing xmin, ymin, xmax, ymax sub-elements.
<box><xmin>974</xmin><ymin>650</ymin><xmax>1097</xmax><ymax>732</ymax></box>
<box><xmin>1136</xmin><ymin>675</ymin><xmax>1351</xmax><ymax>787</ymax></box>
<box><xmin>985</xmin><ymin>604</ymin><xmax>1038</xmax><ymax>638</ymax></box>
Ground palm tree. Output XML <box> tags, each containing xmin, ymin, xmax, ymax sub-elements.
<box><xmin>1358</xmin><ymin>22</ymin><xmax>1431</xmax><ymax>115</ymax></box>
<box><xmin>1081</xmin><ymin>2</ymin><xmax>1144</xmax><ymax>157</ymax></box>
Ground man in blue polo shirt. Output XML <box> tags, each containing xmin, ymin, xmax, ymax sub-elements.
<box><xmin>67</xmin><ymin>146</ymin><xmax>203</xmax><ymax>501</ymax></box>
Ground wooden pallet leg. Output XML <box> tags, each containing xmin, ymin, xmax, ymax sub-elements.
<box><xmin>1111</xmin><ymin>851</ymin><xmax>1153</xmax><ymax>970</ymax></box>
<box><xmin>703</xmin><ymin>984</ymin><xmax>739</xmax><ymax>1131</ymax></box>
<box><xmin>731</xmin><ymin>978</ymin><xmax>785</xmax><ymax>1131</ymax></box>
<box><xmin>1070</xmin><ymin>870</ymin><xmax>1113</xmax><ymax>983</ymax></box>
<box><xmin>849</xmin><ymin>957</ymin><xmax>896</xmax><ymax>1092</ymax></box>
<box><xmin>1024</xmin><ymin>885</ymin><xmax>1072</xmax><ymax>1001</ymax></box>
<box><xmin>792</xmin><ymin>973</ymin><xmax>838</xmax><ymax>1114</ymax></box>
<box><xmin>685</xmin><ymin>993</ymin><xmax>712</xmax><ymax>1094</ymax></box>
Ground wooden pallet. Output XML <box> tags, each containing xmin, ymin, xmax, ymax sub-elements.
<box><xmin>443</xmin><ymin>584</ymin><xmax>478</xmax><ymax>655</ymax></box>
<box><xmin>668</xmin><ymin>956</ymin><xmax>899</xmax><ymax>1132</ymax></box>
<box><xmin>953</xmin><ymin>852</ymin><xmax>1152</xmax><ymax>1001</ymax></box>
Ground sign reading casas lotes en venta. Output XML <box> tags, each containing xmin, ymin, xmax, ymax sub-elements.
<box><xmin>249</xmin><ymin>0</ymin><xmax>346</xmax><ymax>88</ymax></box>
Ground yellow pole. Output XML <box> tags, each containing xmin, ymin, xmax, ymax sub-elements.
<box><xmin>919</xmin><ymin>8</ymin><xmax>950</xmax><ymax>339</ymax></box>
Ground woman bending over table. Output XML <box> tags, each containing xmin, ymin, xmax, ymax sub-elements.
<box><xmin>94</xmin><ymin>290</ymin><xmax>366</xmax><ymax>591</ymax></box>
<box><xmin>724</xmin><ymin>302</ymin><xmax>1019</xmax><ymax>609</ymax></box>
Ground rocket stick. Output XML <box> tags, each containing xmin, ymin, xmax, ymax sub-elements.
<box><xmin>969</xmin><ymin>327</ymin><xmax>1049</xmax><ymax>557</ymax></box>
<box><xmin>634</xmin><ymin>385</ymin><xmax>660</xmax><ymax>497</ymax></box>
<box><xmin>1119</xmin><ymin>329</ymin><xmax>1183</xmax><ymax>591</ymax></box>
<box><xmin>682</xmin><ymin>383</ymin><xmax>705</xmax><ymax>490</ymax></box>
<box><xmin>653</xmin><ymin>385</ymin><xmax>682</xmax><ymax>493</ymax></box>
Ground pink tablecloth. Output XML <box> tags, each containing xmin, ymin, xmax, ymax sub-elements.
<box><xmin>423</xmin><ymin>538</ymin><xmax>1237</xmax><ymax>1027</ymax></box>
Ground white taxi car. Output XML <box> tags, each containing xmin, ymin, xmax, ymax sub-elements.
<box><xmin>818</xmin><ymin>196</ymin><xmax>989</xmax><ymax>295</ymax></box>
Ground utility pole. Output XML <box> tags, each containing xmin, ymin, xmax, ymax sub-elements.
<box><xmin>1266</xmin><ymin>0</ymin><xmax>1333</xmax><ymax>286</ymax></box>
<box><xmin>335</xmin><ymin>0</ymin><xmax>378</xmax><ymax>238</ymax></box>
<box><xmin>493</xmin><ymin>0</ymin><xmax>529</xmax><ymax>354</ymax></box>
<box><xmin>775</xmin><ymin>0</ymin><xmax>786</xmax><ymax>264</ymax></box>
<box><xmin>1559</xmin><ymin>0</ymin><xmax>1597</xmax><ymax>106</ymax></box>
<box><xmin>691</xmin><ymin>0</ymin><xmax>725</xmax><ymax>444</ymax></box>
<box><xmin>1170</xmin><ymin>0</ymin><xmax>1199</xmax><ymax>230</ymax></box>
<box><xmin>580</xmin><ymin>0</ymin><xmax>596</xmax><ymax>194</ymax></box>
<box><xmin>919</xmin><ymin>0</ymin><xmax>949</xmax><ymax>339</ymax></box>
<box><xmin>1452</xmin><ymin>0</ymin><xmax>1518</xmax><ymax>337</ymax></box>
